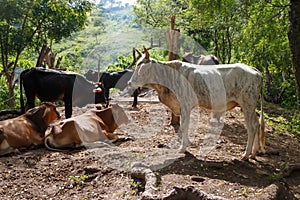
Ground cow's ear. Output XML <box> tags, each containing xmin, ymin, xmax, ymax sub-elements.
<box><xmin>135</xmin><ymin>48</ymin><xmax>142</xmax><ymax>57</ymax></box>
<box><xmin>144</xmin><ymin>46</ymin><xmax>150</xmax><ymax>60</ymax></box>
<box><xmin>42</xmin><ymin>107</ymin><xmax>51</xmax><ymax>118</ymax></box>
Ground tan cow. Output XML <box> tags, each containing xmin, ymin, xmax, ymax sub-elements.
<box><xmin>44</xmin><ymin>104</ymin><xmax>129</xmax><ymax>150</ymax></box>
<box><xmin>0</xmin><ymin>102</ymin><xmax>60</xmax><ymax>156</ymax></box>
<box><xmin>128</xmin><ymin>48</ymin><xmax>265</xmax><ymax>160</ymax></box>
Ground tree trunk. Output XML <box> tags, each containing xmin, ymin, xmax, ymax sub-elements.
<box><xmin>288</xmin><ymin>0</ymin><xmax>300</xmax><ymax>110</ymax></box>
<box><xmin>166</xmin><ymin>16</ymin><xmax>181</xmax><ymax>126</ymax></box>
<box><xmin>36</xmin><ymin>44</ymin><xmax>51</xmax><ymax>68</ymax></box>
<box><xmin>8</xmin><ymin>81</ymin><xmax>15</xmax><ymax>108</ymax></box>
<box><xmin>4</xmin><ymin>69</ymin><xmax>15</xmax><ymax>108</ymax></box>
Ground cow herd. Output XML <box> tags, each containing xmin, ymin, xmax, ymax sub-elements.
<box><xmin>0</xmin><ymin>48</ymin><xmax>265</xmax><ymax>160</ymax></box>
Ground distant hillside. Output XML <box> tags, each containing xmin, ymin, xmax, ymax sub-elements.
<box><xmin>53</xmin><ymin>4</ymin><xmax>147</xmax><ymax>72</ymax></box>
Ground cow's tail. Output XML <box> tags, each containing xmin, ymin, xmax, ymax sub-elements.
<box><xmin>44</xmin><ymin>138</ymin><xmax>70</xmax><ymax>152</ymax></box>
<box><xmin>20</xmin><ymin>70</ymin><xmax>25</xmax><ymax>113</ymax></box>
<box><xmin>259</xmin><ymin>85</ymin><xmax>265</xmax><ymax>154</ymax></box>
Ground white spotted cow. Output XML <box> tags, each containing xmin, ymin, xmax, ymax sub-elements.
<box><xmin>168</xmin><ymin>52</ymin><xmax>221</xmax><ymax>126</ymax></box>
<box><xmin>128</xmin><ymin>47</ymin><xmax>265</xmax><ymax>160</ymax></box>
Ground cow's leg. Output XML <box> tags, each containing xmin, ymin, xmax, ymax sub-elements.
<box><xmin>105</xmin><ymin>89</ymin><xmax>110</xmax><ymax>101</ymax></box>
<box><xmin>241</xmin><ymin>107</ymin><xmax>259</xmax><ymax>160</ymax></box>
<box><xmin>24</xmin><ymin>91</ymin><xmax>35</xmax><ymax>111</ymax></box>
<box><xmin>21</xmin><ymin>78</ymin><xmax>36</xmax><ymax>112</ymax></box>
<box><xmin>65</xmin><ymin>103</ymin><xmax>72</xmax><ymax>118</ymax></box>
<box><xmin>170</xmin><ymin>113</ymin><xmax>180</xmax><ymax>130</ymax></box>
<box><xmin>25</xmin><ymin>98</ymin><xmax>35</xmax><ymax>111</ymax></box>
<box><xmin>64</xmin><ymin>96</ymin><xmax>72</xmax><ymax>118</ymax></box>
<box><xmin>103</xmin><ymin>89</ymin><xmax>110</xmax><ymax>107</ymax></box>
<box><xmin>178</xmin><ymin>108</ymin><xmax>191</xmax><ymax>153</ymax></box>
<box><xmin>132</xmin><ymin>88</ymin><xmax>139</xmax><ymax>107</ymax></box>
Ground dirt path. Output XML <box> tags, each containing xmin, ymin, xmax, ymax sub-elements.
<box><xmin>0</xmin><ymin>92</ymin><xmax>299</xmax><ymax>199</ymax></box>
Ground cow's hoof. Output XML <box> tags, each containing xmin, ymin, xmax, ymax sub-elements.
<box><xmin>179</xmin><ymin>146</ymin><xmax>187</xmax><ymax>153</ymax></box>
<box><xmin>131</xmin><ymin>104</ymin><xmax>137</xmax><ymax>108</ymax></box>
<box><xmin>240</xmin><ymin>156</ymin><xmax>249</xmax><ymax>161</ymax></box>
<box><xmin>241</xmin><ymin>152</ymin><xmax>249</xmax><ymax>160</ymax></box>
<box><xmin>259</xmin><ymin>148</ymin><xmax>266</xmax><ymax>154</ymax></box>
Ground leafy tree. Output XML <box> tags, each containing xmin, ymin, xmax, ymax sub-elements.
<box><xmin>133</xmin><ymin>0</ymin><xmax>244</xmax><ymax>63</ymax></box>
<box><xmin>236</xmin><ymin>1</ymin><xmax>292</xmax><ymax>105</ymax></box>
<box><xmin>133</xmin><ymin>0</ymin><xmax>297</xmax><ymax>107</ymax></box>
<box><xmin>0</xmin><ymin>0</ymin><xmax>92</xmax><ymax>108</ymax></box>
<box><xmin>133</xmin><ymin>0</ymin><xmax>188</xmax><ymax>28</ymax></box>
<box><xmin>288</xmin><ymin>0</ymin><xmax>300</xmax><ymax>110</ymax></box>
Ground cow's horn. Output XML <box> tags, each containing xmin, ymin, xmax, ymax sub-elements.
<box><xmin>135</xmin><ymin>48</ymin><xmax>142</xmax><ymax>57</ymax></box>
<box><xmin>144</xmin><ymin>46</ymin><xmax>150</xmax><ymax>60</ymax></box>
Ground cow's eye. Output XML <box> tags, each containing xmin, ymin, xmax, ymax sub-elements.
<box><xmin>138</xmin><ymin>65</ymin><xmax>146</xmax><ymax>76</ymax></box>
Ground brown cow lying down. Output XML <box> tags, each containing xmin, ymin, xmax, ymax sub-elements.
<box><xmin>0</xmin><ymin>102</ymin><xmax>61</xmax><ymax>156</ymax></box>
<box><xmin>44</xmin><ymin>104</ymin><xmax>129</xmax><ymax>150</ymax></box>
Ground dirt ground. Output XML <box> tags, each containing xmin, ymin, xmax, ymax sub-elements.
<box><xmin>0</xmin><ymin>91</ymin><xmax>300</xmax><ymax>200</ymax></box>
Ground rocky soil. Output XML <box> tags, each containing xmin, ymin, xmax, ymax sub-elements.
<box><xmin>0</xmin><ymin>91</ymin><xmax>299</xmax><ymax>199</ymax></box>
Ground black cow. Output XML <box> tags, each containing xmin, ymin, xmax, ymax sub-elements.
<box><xmin>85</xmin><ymin>69</ymin><xmax>140</xmax><ymax>107</ymax></box>
<box><xmin>20</xmin><ymin>68</ymin><xmax>107</xmax><ymax>118</ymax></box>
<box><xmin>182</xmin><ymin>53</ymin><xmax>219</xmax><ymax>65</ymax></box>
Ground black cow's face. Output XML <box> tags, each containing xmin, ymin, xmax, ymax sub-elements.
<box><xmin>94</xmin><ymin>82</ymin><xmax>107</xmax><ymax>104</ymax></box>
<box><xmin>85</xmin><ymin>70</ymin><xmax>98</xmax><ymax>82</ymax></box>
<box><xmin>93</xmin><ymin>82</ymin><xmax>104</xmax><ymax>93</ymax></box>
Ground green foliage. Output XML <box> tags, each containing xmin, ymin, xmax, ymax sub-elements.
<box><xmin>107</xmin><ymin>55</ymin><xmax>133</xmax><ymax>71</ymax></box>
<box><xmin>0</xmin><ymin>0</ymin><xmax>93</xmax><ymax>108</ymax></box>
<box><xmin>0</xmin><ymin>0</ymin><xmax>93</xmax><ymax>53</ymax></box>
<box><xmin>70</xmin><ymin>174</ymin><xmax>89</xmax><ymax>183</ymax></box>
<box><xmin>134</xmin><ymin>0</ymin><xmax>184</xmax><ymax>28</ymax></box>
<box><xmin>290</xmin><ymin>113</ymin><xmax>300</xmax><ymax>137</ymax></box>
<box><xmin>236</xmin><ymin>0</ymin><xmax>292</xmax><ymax>107</ymax></box>
<box><xmin>35</xmin><ymin>0</ymin><xmax>93</xmax><ymax>43</ymax></box>
<box><xmin>133</xmin><ymin>0</ymin><xmax>295</xmax><ymax>108</ymax></box>
<box><xmin>0</xmin><ymin>77</ymin><xmax>10</xmax><ymax>110</ymax></box>
<box><xmin>106</xmin><ymin>49</ymin><xmax>169</xmax><ymax>72</ymax></box>
<box><xmin>0</xmin><ymin>78</ymin><xmax>21</xmax><ymax>110</ymax></box>
<box><xmin>148</xmin><ymin>49</ymin><xmax>169</xmax><ymax>61</ymax></box>
<box><xmin>264</xmin><ymin>110</ymin><xmax>300</xmax><ymax>137</ymax></box>
<box><xmin>53</xmin><ymin>4</ymin><xmax>143</xmax><ymax>74</ymax></box>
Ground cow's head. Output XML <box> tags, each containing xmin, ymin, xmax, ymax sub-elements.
<box><xmin>26</xmin><ymin>102</ymin><xmax>61</xmax><ymax>126</ymax></box>
<box><xmin>85</xmin><ymin>69</ymin><xmax>98</xmax><ymax>82</ymax></box>
<box><xmin>93</xmin><ymin>82</ymin><xmax>103</xmax><ymax>93</ymax></box>
<box><xmin>128</xmin><ymin>47</ymin><xmax>151</xmax><ymax>89</ymax></box>
<box><xmin>93</xmin><ymin>82</ymin><xmax>107</xmax><ymax>105</ymax></box>
<box><xmin>44</xmin><ymin>120</ymin><xmax>82</xmax><ymax>150</ymax></box>
<box><xmin>41</xmin><ymin>102</ymin><xmax>61</xmax><ymax>124</ymax></box>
